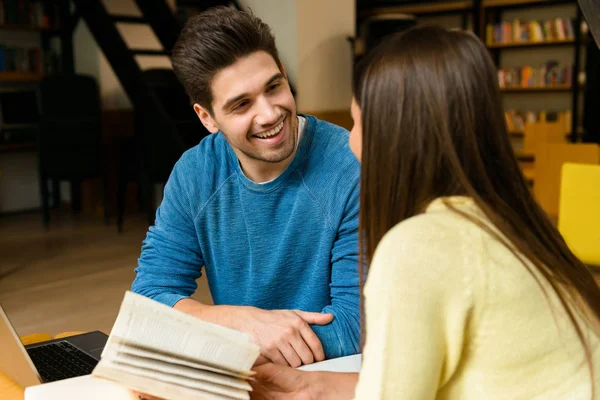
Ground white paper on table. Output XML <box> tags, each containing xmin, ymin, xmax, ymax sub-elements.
<box><xmin>297</xmin><ymin>354</ymin><xmax>362</xmax><ymax>373</ymax></box>
<box><xmin>24</xmin><ymin>375</ymin><xmax>136</xmax><ymax>400</ymax></box>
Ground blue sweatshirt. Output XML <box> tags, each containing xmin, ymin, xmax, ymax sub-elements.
<box><xmin>132</xmin><ymin>115</ymin><xmax>361</xmax><ymax>359</ymax></box>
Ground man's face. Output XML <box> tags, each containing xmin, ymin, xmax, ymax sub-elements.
<box><xmin>194</xmin><ymin>51</ymin><xmax>298</xmax><ymax>170</ymax></box>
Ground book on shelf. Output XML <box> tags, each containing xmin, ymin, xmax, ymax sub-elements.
<box><xmin>497</xmin><ymin>61</ymin><xmax>574</xmax><ymax>89</ymax></box>
<box><xmin>91</xmin><ymin>291</ymin><xmax>261</xmax><ymax>400</ymax></box>
<box><xmin>486</xmin><ymin>18</ymin><xmax>574</xmax><ymax>45</ymax></box>
<box><xmin>505</xmin><ymin>109</ymin><xmax>572</xmax><ymax>132</ymax></box>
<box><xmin>505</xmin><ymin>110</ymin><xmax>526</xmax><ymax>132</ymax></box>
<box><xmin>0</xmin><ymin>0</ymin><xmax>60</xmax><ymax>28</ymax></box>
<box><xmin>0</xmin><ymin>45</ymin><xmax>59</xmax><ymax>74</ymax></box>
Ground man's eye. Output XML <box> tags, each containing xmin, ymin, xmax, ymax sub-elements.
<box><xmin>233</xmin><ymin>101</ymin><xmax>249</xmax><ymax>111</ymax></box>
<box><xmin>267</xmin><ymin>83</ymin><xmax>280</xmax><ymax>92</ymax></box>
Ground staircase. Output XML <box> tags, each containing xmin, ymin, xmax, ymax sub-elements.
<box><xmin>70</xmin><ymin>0</ymin><xmax>179</xmax><ymax>118</ymax></box>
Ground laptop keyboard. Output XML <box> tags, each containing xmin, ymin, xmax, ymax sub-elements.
<box><xmin>26</xmin><ymin>341</ymin><xmax>98</xmax><ymax>382</ymax></box>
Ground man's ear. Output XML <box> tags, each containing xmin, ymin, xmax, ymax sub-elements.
<box><xmin>193</xmin><ymin>104</ymin><xmax>220</xmax><ymax>134</ymax></box>
<box><xmin>280</xmin><ymin>62</ymin><xmax>287</xmax><ymax>79</ymax></box>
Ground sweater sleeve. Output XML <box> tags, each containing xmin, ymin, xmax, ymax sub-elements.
<box><xmin>131</xmin><ymin>156</ymin><xmax>204</xmax><ymax>307</ymax></box>
<box><xmin>354</xmin><ymin>216</ymin><xmax>477</xmax><ymax>399</ymax></box>
<box><xmin>311</xmin><ymin>183</ymin><xmax>361</xmax><ymax>359</ymax></box>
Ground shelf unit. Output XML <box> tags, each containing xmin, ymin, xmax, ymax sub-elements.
<box><xmin>483</xmin><ymin>0</ymin><xmax>589</xmax><ymax>186</ymax></box>
<box><xmin>482</xmin><ymin>0</ymin><xmax>584</xmax><ymax>140</ymax></box>
<box><xmin>353</xmin><ymin>0</ymin><xmax>592</xmax><ymax>186</ymax></box>
<box><xmin>0</xmin><ymin>0</ymin><xmax>74</xmax><ymax>152</ymax></box>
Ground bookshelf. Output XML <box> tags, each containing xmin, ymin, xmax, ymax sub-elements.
<box><xmin>0</xmin><ymin>0</ymin><xmax>63</xmax><ymax>82</ymax></box>
<box><xmin>482</xmin><ymin>0</ymin><xmax>590</xmax><ymax>187</ymax></box>
<box><xmin>0</xmin><ymin>0</ymin><xmax>72</xmax><ymax>153</ymax></box>
<box><xmin>482</xmin><ymin>0</ymin><xmax>584</xmax><ymax>143</ymax></box>
<box><xmin>351</xmin><ymin>0</ymin><xmax>591</xmax><ymax>186</ymax></box>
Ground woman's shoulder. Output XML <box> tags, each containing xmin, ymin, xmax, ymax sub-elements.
<box><xmin>368</xmin><ymin>196</ymin><xmax>488</xmax><ymax>298</ymax></box>
<box><xmin>381</xmin><ymin>196</ymin><xmax>482</xmax><ymax>247</ymax></box>
<box><xmin>366</xmin><ymin>196</ymin><xmax>485</xmax><ymax>308</ymax></box>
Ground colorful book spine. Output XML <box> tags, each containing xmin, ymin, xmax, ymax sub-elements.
<box><xmin>487</xmin><ymin>18</ymin><xmax>575</xmax><ymax>44</ymax></box>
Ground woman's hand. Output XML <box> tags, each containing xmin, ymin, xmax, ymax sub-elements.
<box><xmin>250</xmin><ymin>363</ymin><xmax>314</xmax><ymax>400</ymax></box>
<box><xmin>131</xmin><ymin>391</ymin><xmax>163</xmax><ymax>400</ymax></box>
<box><xmin>129</xmin><ymin>365</ymin><xmax>312</xmax><ymax>400</ymax></box>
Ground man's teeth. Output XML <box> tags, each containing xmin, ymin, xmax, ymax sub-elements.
<box><xmin>256</xmin><ymin>121</ymin><xmax>283</xmax><ymax>138</ymax></box>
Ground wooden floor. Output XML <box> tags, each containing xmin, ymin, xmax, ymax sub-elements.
<box><xmin>0</xmin><ymin>210</ymin><xmax>212</xmax><ymax>337</ymax></box>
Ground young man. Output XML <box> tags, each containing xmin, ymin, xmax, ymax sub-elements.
<box><xmin>132</xmin><ymin>6</ymin><xmax>360</xmax><ymax>367</ymax></box>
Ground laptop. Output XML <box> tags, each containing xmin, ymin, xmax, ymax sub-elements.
<box><xmin>0</xmin><ymin>302</ymin><xmax>108</xmax><ymax>388</ymax></box>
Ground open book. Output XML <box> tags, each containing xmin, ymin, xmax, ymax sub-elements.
<box><xmin>91</xmin><ymin>291</ymin><xmax>260</xmax><ymax>400</ymax></box>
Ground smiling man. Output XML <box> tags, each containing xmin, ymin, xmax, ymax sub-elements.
<box><xmin>131</xmin><ymin>6</ymin><xmax>360</xmax><ymax>367</ymax></box>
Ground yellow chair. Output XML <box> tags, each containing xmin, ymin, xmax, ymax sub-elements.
<box><xmin>0</xmin><ymin>332</ymin><xmax>84</xmax><ymax>400</ymax></box>
<box><xmin>534</xmin><ymin>143</ymin><xmax>600</xmax><ymax>219</ymax></box>
<box><xmin>558</xmin><ymin>163</ymin><xmax>600</xmax><ymax>266</ymax></box>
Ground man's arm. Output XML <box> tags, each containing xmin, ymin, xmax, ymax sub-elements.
<box><xmin>311</xmin><ymin>183</ymin><xmax>361</xmax><ymax>359</ymax></box>
<box><xmin>132</xmin><ymin>158</ymin><xmax>204</xmax><ymax>307</ymax></box>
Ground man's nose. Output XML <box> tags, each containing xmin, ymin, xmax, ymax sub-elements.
<box><xmin>254</xmin><ymin>97</ymin><xmax>279</xmax><ymax>126</ymax></box>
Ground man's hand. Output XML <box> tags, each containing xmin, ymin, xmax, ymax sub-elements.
<box><xmin>240</xmin><ymin>308</ymin><xmax>333</xmax><ymax>367</ymax></box>
<box><xmin>175</xmin><ymin>299</ymin><xmax>333</xmax><ymax>367</ymax></box>
<box><xmin>131</xmin><ymin>364</ymin><xmax>314</xmax><ymax>400</ymax></box>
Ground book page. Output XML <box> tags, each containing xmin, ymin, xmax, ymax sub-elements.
<box><xmin>106</xmin><ymin>341</ymin><xmax>254</xmax><ymax>379</ymax></box>
<box><xmin>101</xmin><ymin>347</ymin><xmax>252</xmax><ymax>390</ymax></box>
<box><xmin>94</xmin><ymin>362</ymin><xmax>245</xmax><ymax>400</ymax></box>
<box><xmin>106</xmin><ymin>292</ymin><xmax>259</xmax><ymax>372</ymax></box>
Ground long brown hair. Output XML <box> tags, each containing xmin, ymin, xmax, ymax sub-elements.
<box><xmin>354</xmin><ymin>25</ymin><xmax>600</xmax><ymax>392</ymax></box>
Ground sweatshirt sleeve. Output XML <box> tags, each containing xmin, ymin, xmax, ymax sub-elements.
<box><xmin>131</xmin><ymin>156</ymin><xmax>204</xmax><ymax>307</ymax></box>
<box><xmin>311</xmin><ymin>183</ymin><xmax>361</xmax><ymax>358</ymax></box>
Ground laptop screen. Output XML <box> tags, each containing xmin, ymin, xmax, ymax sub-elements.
<box><xmin>0</xmin><ymin>305</ymin><xmax>41</xmax><ymax>387</ymax></box>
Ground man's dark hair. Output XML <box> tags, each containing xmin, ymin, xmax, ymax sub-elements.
<box><xmin>172</xmin><ymin>6</ymin><xmax>282</xmax><ymax>114</ymax></box>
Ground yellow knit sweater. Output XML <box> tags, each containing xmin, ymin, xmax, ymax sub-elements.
<box><xmin>354</xmin><ymin>197</ymin><xmax>600</xmax><ymax>399</ymax></box>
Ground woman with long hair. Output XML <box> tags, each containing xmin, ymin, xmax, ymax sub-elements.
<box><xmin>251</xmin><ymin>25</ymin><xmax>600</xmax><ymax>399</ymax></box>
